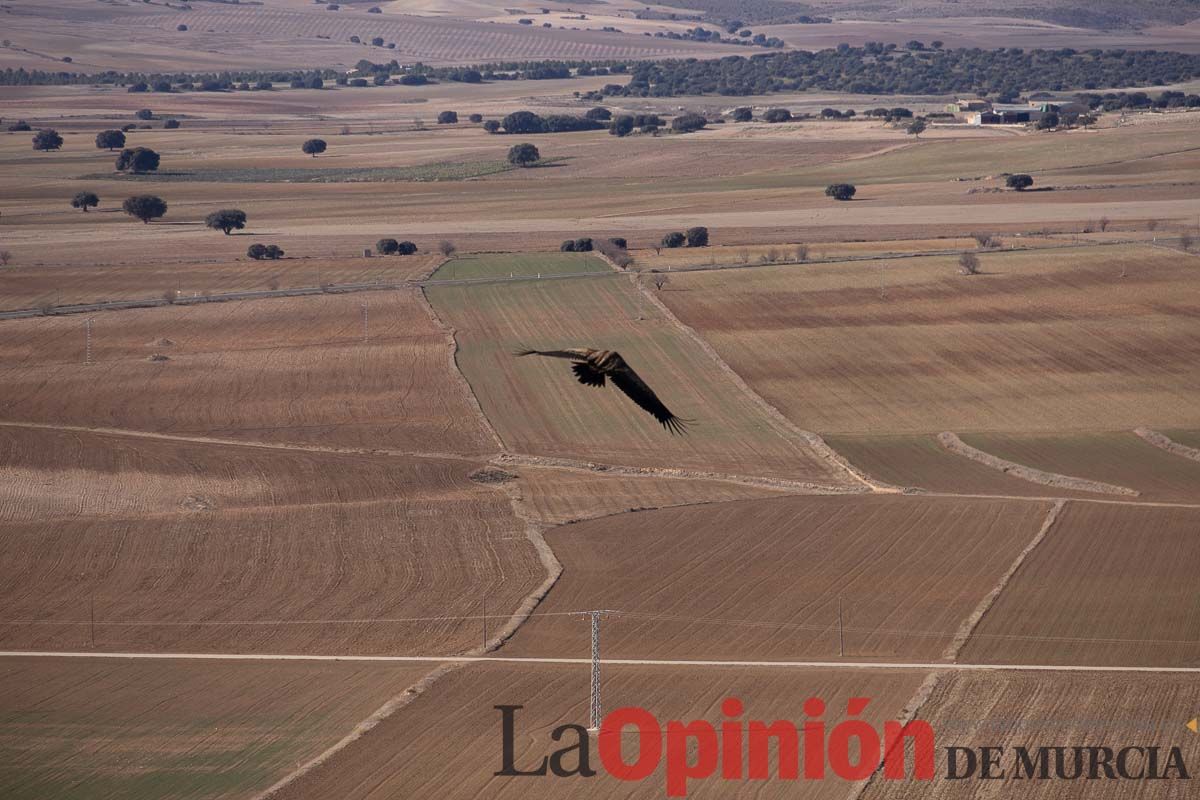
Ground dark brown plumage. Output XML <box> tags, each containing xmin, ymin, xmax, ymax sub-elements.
<box><xmin>514</xmin><ymin>347</ymin><xmax>691</xmax><ymax>435</ymax></box>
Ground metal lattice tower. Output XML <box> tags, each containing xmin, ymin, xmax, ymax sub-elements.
<box><xmin>84</xmin><ymin>317</ymin><xmax>94</xmax><ymax>365</ymax></box>
<box><xmin>361</xmin><ymin>302</ymin><xmax>369</xmax><ymax>342</ymax></box>
<box><xmin>589</xmin><ymin>611</ymin><xmax>602</xmax><ymax>729</ymax></box>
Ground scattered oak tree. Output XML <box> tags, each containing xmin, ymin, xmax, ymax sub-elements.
<box><xmin>507</xmin><ymin>142</ymin><xmax>540</xmax><ymax>167</ymax></box>
<box><xmin>205</xmin><ymin>209</ymin><xmax>247</xmax><ymax>235</ymax></box>
<box><xmin>1006</xmin><ymin>173</ymin><xmax>1034</xmax><ymax>191</ymax></box>
<box><xmin>71</xmin><ymin>191</ymin><xmax>99</xmax><ymax>212</ymax></box>
<box><xmin>958</xmin><ymin>252</ymin><xmax>980</xmax><ymax>275</ymax></box>
<box><xmin>438</xmin><ymin>240</ymin><xmax>457</xmax><ymax>257</ymax></box>
<box><xmin>247</xmin><ymin>243</ymin><xmax>269</xmax><ymax>260</ymax></box>
<box><xmin>661</xmin><ymin>231</ymin><xmax>686</xmax><ymax>248</ymax></box>
<box><xmin>115</xmin><ymin>147</ymin><xmax>161</xmax><ymax>173</ymax></box>
<box><xmin>906</xmin><ymin>119</ymin><xmax>927</xmax><ymax>137</ymax></box>
<box><xmin>376</xmin><ymin>237</ymin><xmax>400</xmax><ymax>255</ymax></box>
<box><xmin>610</xmin><ymin>115</ymin><xmax>635</xmax><ymax>137</ymax></box>
<box><xmin>396</xmin><ymin>240</ymin><xmax>418</xmax><ymax>255</ymax></box>
<box><xmin>763</xmin><ymin>108</ymin><xmax>792</xmax><ymax>123</ymax></box>
<box><xmin>32</xmin><ymin>129</ymin><xmax>64</xmax><ymax>151</ymax></box>
<box><xmin>825</xmin><ymin>183</ymin><xmax>856</xmax><ymax>201</ymax></box>
<box><xmin>301</xmin><ymin>138</ymin><xmax>328</xmax><ymax>157</ymax></box>
<box><xmin>732</xmin><ymin>107</ymin><xmax>753</xmax><ymax>122</ymax></box>
<box><xmin>670</xmin><ymin>113</ymin><xmax>707</xmax><ymax>133</ymax></box>
<box><xmin>437</xmin><ymin>110</ymin><xmax>458</xmax><ymax>124</ymax></box>
<box><xmin>95</xmin><ymin>129</ymin><xmax>126</xmax><ymax>150</ymax></box>
<box><xmin>135</xmin><ymin>109</ymin><xmax>154</xmax><ymax>120</ymax></box>
<box><xmin>122</xmin><ymin>195</ymin><xmax>168</xmax><ymax>223</ymax></box>
<box><xmin>685</xmin><ymin>226</ymin><xmax>709</xmax><ymax>247</ymax></box>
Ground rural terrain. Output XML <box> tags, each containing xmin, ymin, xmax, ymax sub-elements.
<box><xmin>2</xmin><ymin>2</ymin><xmax>1200</xmax><ymax>798</ymax></box>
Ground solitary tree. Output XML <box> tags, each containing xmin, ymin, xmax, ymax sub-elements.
<box><xmin>652</xmin><ymin>273</ymin><xmax>669</xmax><ymax>290</ymax></box>
<box><xmin>906</xmin><ymin>119</ymin><xmax>927</xmax><ymax>138</ymax></box>
<box><xmin>507</xmin><ymin>142</ymin><xmax>540</xmax><ymax>167</ymax></box>
<box><xmin>115</xmin><ymin>147</ymin><xmax>161</xmax><ymax>173</ymax></box>
<box><xmin>661</xmin><ymin>231</ymin><xmax>686</xmax><ymax>248</ymax></box>
<box><xmin>0</xmin><ymin>250</ymin><xmax>11</xmax><ymax>267</ymax></box>
<box><xmin>396</xmin><ymin>240</ymin><xmax>418</xmax><ymax>255</ymax></box>
<box><xmin>794</xmin><ymin>244</ymin><xmax>809</xmax><ymax>262</ymax></box>
<box><xmin>468</xmin><ymin>113</ymin><xmax>483</xmax><ymax>123</ymax></box>
<box><xmin>163</xmin><ymin>119</ymin><xmax>181</xmax><ymax>129</ymax></box>
<box><xmin>301</xmin><ymin>138</ymin><xmax>327</xmax><ymax>157</ymax></box>
<box><xmin>959</xmin><ymin>252</ymin><xmax>980</xmax><ymax>275</ymax></box>
<box><xmin>95</xmin><ymin>129</ymin><xmax>126</xmax><ymax>150</ymax></box>
<box><xmin>685</xmin><ymin>226</ymin><xmax>709</xmax><ymax>247</ymax></box>
<box><xmin>247</xmin><ymin>243</ymin><xmax>269</xmax><ymax>260</ymax></box>
<box><xmin>1098</xmin><ymin>216</ymin><xmax>1111</xmax><ymax>232</ymax></box>
<box><xmin>1006</xmin><ymin>174</ymin><xmax>1034</xmax><ymax>191</ymax></box>
<box><xmin>437</xmin><ymin>110</ymin><xmax>458</xmax><ymax>124</ymax></box>
<box><xmin>376</xmin><ymin>237</ymin><xmax>400</xmax><ymax>255</ymax></box>
<box><xmin>72</xmin><ymin>191</ymin><xmax>100</xmax><ymax>212</ymax></box>
<box><xmin>205</xmin><ymin>209</ymin><xmax>247</xmax><ymax>235</ymax></box>
<box><xmin>438</xmin><ymin>240</ymin><xmax>457</xmax><ymax>257</ymax></box>
<box><xmin>122</xmin><ymin>195</ymin><xmax>168</xmax><ymax>223</ymax></box>
<box><xmin>825</xmin><ymin>183</ymin><xmax>857</xmax><ymax>201</ymax></box>
<box><xmin>32</xmin><ymin>129</ymin><xmax>64</xmax><ymax>151</ymax></box>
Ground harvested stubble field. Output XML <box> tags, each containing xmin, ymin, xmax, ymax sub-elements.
<box><xmin>0</xmin><ymin>427</ymin><xmax>539</xmax><ymax>655</ymax></box>
<box><xmin>426</xmin><ymin>261</ymin><xmax>856</xmax><ymax>485</ymax></box>
<box><xmin>511</xmin><ymin>464</ymin><xmax>792</xmax><ymax>526</ymax></box>
<box><xmin>862</xmin><ymin>670</ymin><xmax>1200</xmax><ymax>800</ymax></box>
<box><xmin>0</xmin><ymin>655</ymin><xmax>434</xmax><ymax>800</ymax></box>
<box><xmin>960</xmin><ymin>502</ymin><xmax>1200</xmax><ymax>667</ymax></box>
<box><xmin>273</xmin><ymin>661</ymin><xmax>926</xmax><ymax>800</ymax></box>
<box><xmin>658</xmin><ymin>244</ymin><xmax>1200</xmax><ymax>434</ymax></box>
<box><xmin>823</xmin><ymin>435</ymin><xmax>1107</xmax><ymax>499</ymax></box>
<box><xmin>958</xmin><ymin>432</ymin><xmax>1200</xmax><ymax>502</ymax></box>
<box><xmin>505</xmin><ymin>494</ymin><xmax>1051</xmax><ymax>661</ymax></box>
<box><xmin>0</xmin><ymin>291</ymin><xmax>497</xmax><ymax>455</ymax></box>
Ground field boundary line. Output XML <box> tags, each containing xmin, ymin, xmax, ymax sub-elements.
<box><xmin>1135</xmin><ymin>428</ymin><xmax>1200</xmax><ymax>463</ymax></box>
<box><xmin>941</xmin><ymin>500</ymin><xmax>1065</xmax><ymax>661</ymax></box>
<box><xmin>620</xmin><ymin>267</ymin><xmax>898</xmax><ymax>493</ymax></box>
<box><xmin>847</xmin><ymin>669</ymin><xmax>944</xmax><ymax>800</ymax></box>
<box><xmin>253</xmin><ymin>661</ymin><xmax>465</xmax><ymax>800</ymax></box>
<box><xmin>6</xmin><ymin>651</ymin><xmax>1200</xmax><ymax>673</ymax></box>
<box><xmin>937</xmin><ymin>432</ymin><xmax>1139</xmax><ymax>496</ymax></box>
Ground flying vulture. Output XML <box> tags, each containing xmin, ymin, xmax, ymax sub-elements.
<box><xmin>514</xmin><ymin>347</ymin><xmax>691</xmax><ymax>435</ymax></box>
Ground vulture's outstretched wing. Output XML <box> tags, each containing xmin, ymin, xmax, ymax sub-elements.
<box><xmin>571</xmin><ymin>362</ymin><xmax>606</xmax><ymax>388</ymax></box>
<box><xmin>513</xmin><ymin>348</ymin><xmax>593</xmax><ymax>361</ymax></box>
<box><xmin>608</xmin><ymin>356</ymin><xmax>691</xmax><ymax>435</ymax></box>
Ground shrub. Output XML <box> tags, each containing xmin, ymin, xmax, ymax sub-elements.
<box><xmin>135</xmin><ymin>109</ymin><xmax>154</xmax><ymax>120</ymax></box>
<box><xmin>685</xmin><ymin>226</ymin><xmax>709</xmax><ymax>247</ymax></box>
<box><xmin>438</xmin><ymin>240</ymin><xmax>457</xmax><ymax>257</ymax></box>
<box><xmin>468</xmin><ymin>113</ymin><xmax>483</xmax><ymax>123</ymax></box>
<box><xmin>72</xmin><ymin>191</ymin><xmax>100</xmax><ymax>212</ymax></box>
<box><xmin>32</xmin><ymin>129</ymin><xmax>64</xmax><ymax>151</ymax></box>
<box><xmin>8</xmin><ymin>120</ymin><xmax>31</xmax><ymax>132</ymax></box>
<box><xmin>971</xmin><ymin>232</ymin><xmax>998</xmax><ymax>248</ymax></box>
<box><xmin>205</xmin><ymin>209</ymin><xmax>247</xmax><ymax>235</ymax></box>
<box><xmin>507</xmin><ymin>142</ymin><xmax>540</xmax><ymax>167</ymax></box>
<box><xmin>177</xmin><ymin>24</ymin><xmax>188</xmax><ymax>31</ymax></box>
<box><xmin>661</xmin><ymin>231</ymin><xmax>686</xmax><ymax>248</ymax></box>
<box><xmin>115</xmin><ymin>147</ymin><xmax>160</xmax><ymax>173</ymax></box>
<box><xmin>959</xmin><ymin>252</ymin><xmax>980</xmax><ymax>275</ymax></box>
<box><xmin>302</xmin><ymin>138</ymin><xmax>328</xmax><ymax>157</ymax></box>
<box><xmin>610</xmin><ymin>115</ymin><xmax>635</xmax><ymax>137</ymax></box>
<box><xmin>376</xmin><ymin>238</ymin><xmax>400</xmax><ymax>255</ymax></box>
<box><xmin>732</xmin><ymin>107</ymin><xmax>753</xmax><ymax>122</ymax></box>
<box><xmin>437</xmin><ymin>110</ymin><xmax>458</xmax><ymax>124</ymax></box>
<box><xmin>1006</xmin><ymin>174</ymin><xmax>1034</xmax><ymax>191</ymax></box>
<box><xmin>670</xmin><ymin>113</ymin><xmax>707</xmax><ymax>133</ymax></box>
<box><xmin>482</xmin><ymin>120</ymin><xmax>501</xmax><ymax>134</ymax></box>
<box><xmin>763</xmin><ymin>108</ymin><xmax>791</xmax><ymax>123</ymax></box>
<box><xmin>247</xmin><ymin>243</ymin><xmax>268</xmax><ymax>260</ymax></box>
<box><xmin>794</xmin><ymin>244</ymin><xmax>809</xmax><ymax>262</ymax></box>
<box><xmin>396</xmin><ymin>240</ymin><xmax>418</xmax><ymax>255</ymax></box>
<box><xmin>122</xmin><ymin>195</ymin><xmax>168</xmax><ymax>223</ymax></box>
<box><xmin>163</xmin><ymin>119</ymin><xmax>180</xmax><ymax>129</ymax></box>
<box><xmin>825</xmin><ymin>183</ymin><xmax>856</xmax><ymax>201</ymax></box>
<box><xmin>608</xmin><ymin>237</ymin><xmax>627</xmax><ymax>249</ymax></box>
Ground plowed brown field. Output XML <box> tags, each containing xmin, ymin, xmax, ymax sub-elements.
<box><xmin>0</xmin><ymin>655</ymin><xmax>433</xmax><ymax>800</ymax></box>
<box><xmin>426</xmin><ymin>270</ymin><xmax>856</xmax><ymax>486</ymax></box>
<box><xmin>959</xmin><ymin>432</ymin><xmax>1200</xmax><ymax>502</ymax></box>
<box><xmin>0</xmin><ymin>291</ymin><xmax>497</xmax><ymax>455</ymax></box>
<box><xmin>505</xmin><ymin>495</ymin><xmax>1050</xmax><ymax>661</ymax></box>
<box><xmin>659</xmin><ymin>245</ymin><xmax>1200</xmax><ymax>434</ymax></box>
<box><xmin>960</xmin><ymin>502</ymin><xmax>1200</xmax><ymax>667</ymax></box>
<box><xmin>274</xmin><ymin>661</ymin><xmax>926</xmax><ymax>800</ymax></box>
<box><xmin>0</xmin><ymin>427</ymin><xmax>538</xmax><ymax>655</ymax></box>
<box><xmin>863</xmin><ymin>670</ymin><xmax>1200</xmax><ymax>800</ymax></box>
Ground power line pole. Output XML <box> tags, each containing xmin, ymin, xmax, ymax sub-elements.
<box><xmin>84</xmin><ymin>317</ymin><xmax>94</xmax><ymax>365</ymax></box>
<box><xmin>838</xmin><ymin>596</ymin><xmax>844</xmax><ymax>657</ymax></box>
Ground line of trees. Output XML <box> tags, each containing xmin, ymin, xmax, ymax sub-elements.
<box><xmin>375</xmin><ymin>238</ymin><xmax>418</xmax><ymax>255</ymax></box>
